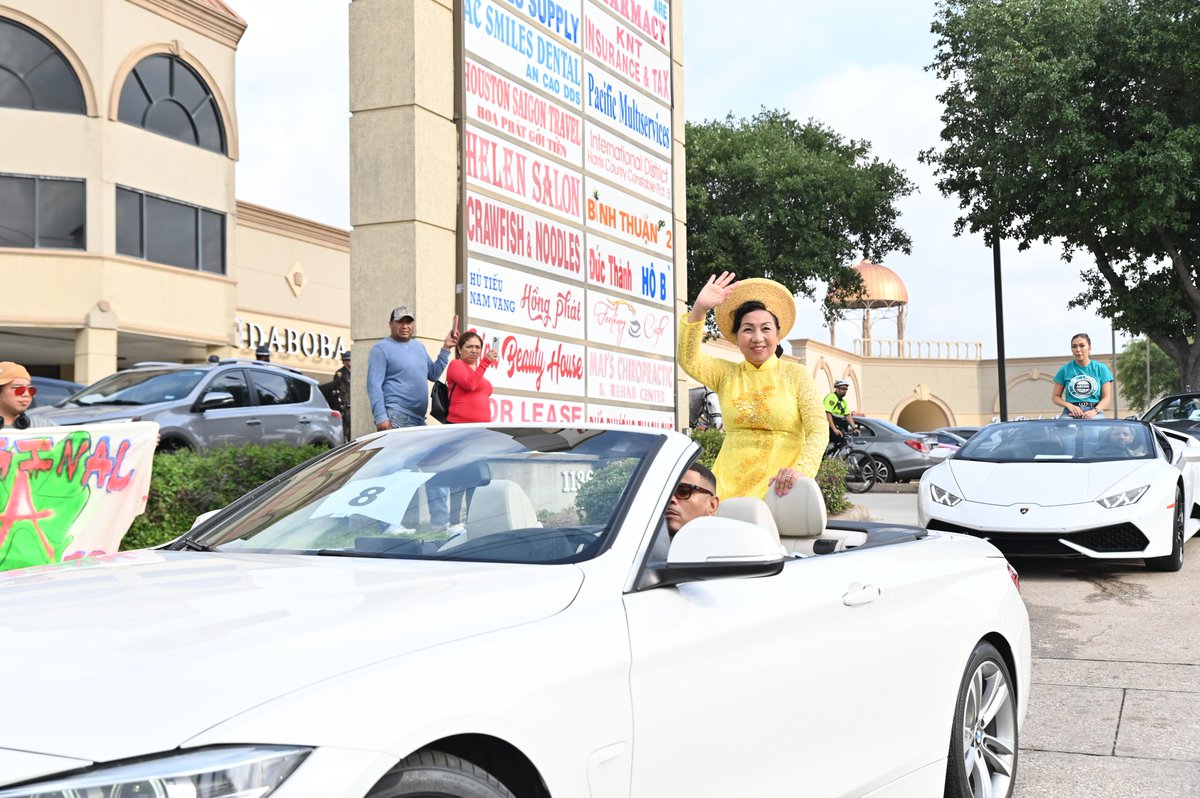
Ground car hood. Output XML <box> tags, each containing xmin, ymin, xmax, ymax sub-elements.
<box><xmin>0</xmin><ymin>550</ymin><xmax>584</xmax><ymax>764</ymax></box>
<box><xmin>943</xmin><ymin>459</ymin><xmax>1157</xmax><ymax>505</ymax></box>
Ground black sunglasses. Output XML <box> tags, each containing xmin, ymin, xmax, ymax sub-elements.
<box><xmin>673</xmin><ymin>482</ymin><xmax>715</xmax><ymax>500</ymax></box>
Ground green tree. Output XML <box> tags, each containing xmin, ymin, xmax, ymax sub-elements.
<box><xmin>685</xmin><ymin>109</ymin><xmax>915</xmax><ymax>322</ymax></box>
<box><xmin>1116</xmin><ymin>337</ymin><xmax>1183</xmax><ymax>413</ymax></box>
<box><xmin>921</xmin><ymin>0</ymin><xmax>1200</xmax><ymax>387</ymax></box>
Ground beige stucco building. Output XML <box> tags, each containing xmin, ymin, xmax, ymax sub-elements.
<box><xmin>0</xmin><ymin>0</ymin><xmax>350</xmax><ymax>384</ymax></box>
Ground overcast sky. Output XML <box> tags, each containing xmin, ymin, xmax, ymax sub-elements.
<box><xmin>231</xmin><ymin>0</ymin><xmax>1125</xmax><ymax>360</ymax></box>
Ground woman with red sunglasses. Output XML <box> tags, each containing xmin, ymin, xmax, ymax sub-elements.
<box><xmin>0</xmin><ymin>362</ymin><xmax>55</xmax><ymax>430</ymax></box>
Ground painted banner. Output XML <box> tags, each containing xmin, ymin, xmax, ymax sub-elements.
<box><xmin>0</xmin><ymin>422</ymin><xmax>156</xmax><ymax>572</ymax></box>
<box><xmin>491</xmin><ymin>392</ymin><xmax>586</xmax><ymax>424</ymax></box>
<box><xmin>465</xmin><ymin>125</ymin><xmax>584</xmax><ymax>222</ymax></box>
<box><xmin>583</xmin><ymin>3</ymin><xmax>670</xmax><ymax>104</ymax></box>
<box><xmin>586</xmin><ymin>402</ymin><xmax>676</xmax><ymax>430</ymax></box>
<box><xmin>591</xmin><ymin>0</ymin><xmax>670</xmax><ymax>51</ymax></box>
<box><xmin>464</xmin><ymin>0</ymin><xmax>583</xmax><ymax>108</ymax></box>
<box><xmin>584</xmin><ymin>61</ymin><xmax>671</xmax><ymax>159</ymax></box>
<box><xmin>468</xmin><ymin>258</ymin><xmax>586</xmax><ymax>339</ymax></box>
<box><xmin>587</xmin><ymin>288</ymin><xmax>674</xmax><ymax>355</ymax></box>
<box><xmin>585</xmin><ymin>122</ymin><xmax>672</xmax><ymax>206</ymax></box>
<box><xmin>585</xmin><ymin>176</ymin><xmax>672</xmax><ymax>255</ymax></box>
<box><xmin>498</xmin><ymin>0</ymin><xmax>583</xmax><ymax>45</ymax></box>
<box><xmin>466</xmin><ymin>191</ymin><xmax>583</xmax><ymax>281</ymax></box>
<box><xmin>585</xmin><ymin>231</ymin><xmax>673</xmax><ymax>305</ymax></box>
<box><xmin>587</xmin><ymin>347</ymin><xmax>674</xmax><ymax>405</ymax></box>
<box><xmin>465</xmin><ymin>58</ymin><xmax>583</xmax><ymax>165</ymax></box>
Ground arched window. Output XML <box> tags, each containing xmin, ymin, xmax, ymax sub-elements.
<box><xmin>118</xmin><ymin>54</ymin><xmax>226</xmax><ymax>154</ymax></box>
<box><xmin>0</xmin><ymin>18</ymin><xmax>85</xmax><ymax>113</ymax></box>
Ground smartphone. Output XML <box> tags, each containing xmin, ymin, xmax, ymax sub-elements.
<box><xmin>491</xmin><ymin>336</ymin><xmax>500</xmax><ymax>359</ymax></box>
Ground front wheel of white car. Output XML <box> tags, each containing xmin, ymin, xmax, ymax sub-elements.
<box><xmin>371</xmin><ymin>749</ymin><xmax>516</xmax><ymax>798</ymax></box>
<box><xmin>1145</xmin><ymin>486</ymin><xmax>1185</xmax><ymax>572</ymax></box>
<box><xmin>944</xmin><ymin>641</ymin><xmax>1018</xmax><ymax>798</ymax></box>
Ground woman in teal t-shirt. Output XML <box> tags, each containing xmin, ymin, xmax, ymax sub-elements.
<box><xmin>1051</xmin><ymin>333</ymin><xmax>1113</xmax><ymax>419</ymax></box>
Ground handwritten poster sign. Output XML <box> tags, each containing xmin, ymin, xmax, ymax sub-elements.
<box><xmin>587</xmin><ymin>288</ymin><xmax>674</xmax><ymax>354</ymax></box>
<box><xmin>465</xmin><ymin>58</ymin><xmax>584</xmax><ymax>164</ymax></box>
<box><xmin>586</xmin><ymin>122</ymin><xmax>672</xmax><ymax>206</ymax></box>
<box><xmin>464</xmin><ymin>0</ymin><xmax>583</xmax><ymax>108</ymax></box>
<box><xmin>584</xmin><ymin>61</ymin><xmax>671</xmax><ymax>159</ymax></box>
<box><xmin>583</xmin><ymin>3</ymin><xmax>670</xmax><ymax>103</ymax></box>
<box><xmin>0</xmin><ymin>422</ymin><xmax>157</xmax><ymax>571</ymax></box>
<box><xmin>468</xmin><ymin>258</ymin><xmax>586</xmax><ymax>338</ymax></box>
<box><xmin>465</xmin><ymin>125</ymin><xmax>584</xmax><ymax>222</ymax></box>
<box><xmin>466</xmin><ymin>191</ymin><xmax>583</xmax><ymax>281</ymax></box>
<box><xmin>585</xmin><ymin>177</ymin><xmax>672</xmax><ymax>255</ymax></box>
<box><xmin>591</xmin><ymin>0</ymin><xmax>670</xmax><ymax>51</ymax></box>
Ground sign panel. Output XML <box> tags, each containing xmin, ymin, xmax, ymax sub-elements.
<box><xmin>468</xmin><ymin>258</ymin><xmax>586</xmax><ymax>339</ymax></box>
<box><xmin>491</xmin><ymin>392</ymin><xmax>586</xmax><ymax>424</ymax></box>
<box><xmin>498</xmin><ymin>0</ymin><xmax>583</xmax><ymax>45</ymax></box>
<box><xmin>591</xmin><ymin>0</ymin><xmax>670</xmax><ymax>51</ymax></box>
<box><xmin>586</xmin><ymin>402</ymin><xmax>676</xmax><ymax>430</ymax></box>
<box><xmin>585</xmin><ymin>232</ymin><xmax>673</xmax><ymax>305</ymax></box>
<box><xmin>585</xmin><ymin>176</ymin><xmax>672</xmax><ymax>255</ymax></box>
<box><xmin>487</xmin><ymin>329</ymin><xmax>587</xmax><ymax>396</ymax></box>
<box><xmin>584</xmin><ymin>61</ymin><xmax>671</xmax><ymax>159</ymax></box>
<box><xmin>583</xmin><ymin>3</ymin><xmax>670</xmax><ymax>103</ymax></box>
<box><xmin>587</xmin><ymin>288</ymin><xmax>674</xmax><ymax>354</ymax></box>
<box><xmin>0</xmin><ymin>423</ymin><xmax>157</xmax><ymax>571</ymax></box>
<box><xmin>585</xmin><ymin>122</ymin><xmax>672</xmax><ymax>206</ymax></box>
<box><xmin>587</xmin><ymin>347</ymin><xmax>674</xmax><ymax>405</ymax></box>
<box><xmin>465</xmin><ymin>125</ymin><xmax>584</xmax><ymax>222</ymax></box>
<box><xmin>465</xmin><ymin>58</ymin><xmax>583</xmax><ymax>164</ymax></box>
<box><xmin>463</xmin><ymin>0</ymin><xmax>583</xmax><ymax>108</ymax></box>
<box><xmin>466</xmin><ymin>191</ymin><xmax>583</xmax><ymax>281</ymax></box>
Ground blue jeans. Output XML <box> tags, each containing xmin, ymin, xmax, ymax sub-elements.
<box><xmin>386</xmin><ymin>407</ymin><xmax>449</xmax><ymax>526</ymax></box>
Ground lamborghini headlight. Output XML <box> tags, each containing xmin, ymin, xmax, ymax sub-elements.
<box><xmin>929</xmin><ymin>483</ymin><xmax>962</xmax><ymax>507</ymax></box>
<box><xmin>1096</xmin><ymin>485</ymin><xmax>1149</xmax><ymax>509</ymax></box>
<box><xmin>0</xmin><ymin>745</ymin><xmax>310</xmax><ymax>798</ymax></box>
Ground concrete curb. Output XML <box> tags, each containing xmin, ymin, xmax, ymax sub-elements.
<box><xmin>869</xmin><ymin>482</ymin><xmax>919</xmax><ymax>494</ymax></box>
<box><xmin>829</xmin><ymin>504</ymin><xmax>871</xmax><ymax>522</ymax></box>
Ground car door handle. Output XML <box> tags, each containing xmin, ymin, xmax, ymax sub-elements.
<box><xmin>843</xmin><ymin>583</ymin><xmax>881</xmax><ymax>607</ymax></box>
<box><xmin>298</xmin><ymin>417</ymin><xmax>312</xmax><ymax>424</ymax></box>
<box><xmin>245</xmin><ymin>419</ymin><xmax>262</xmax><ymax>426</ymax></box>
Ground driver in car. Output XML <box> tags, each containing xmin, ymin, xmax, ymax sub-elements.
<box><xmin>1103</xmin><ymin>426</ymin><xmax>1147</xmax><ymax>457</ymax></box>
<box><xmin>648</xmin><ymin>464</ymin><xmax>721</xmax><ymax>563</ymax></box>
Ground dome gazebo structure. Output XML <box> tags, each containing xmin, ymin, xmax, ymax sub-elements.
<box><xmin>830</xmin><ymin>259</ymin><xmax>909</xmax><ymax>356</ymax></box>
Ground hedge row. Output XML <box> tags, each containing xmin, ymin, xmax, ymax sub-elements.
<box><xmin>123</xmin><ymin>443</ymin><xmax>327</xmax><ymax>550</ymax></box>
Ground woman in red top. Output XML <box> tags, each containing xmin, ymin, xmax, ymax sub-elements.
<box><xmin>446</xmin><ymin>331</ymin><xmax>497</xmax><ymax>423</ymax></box>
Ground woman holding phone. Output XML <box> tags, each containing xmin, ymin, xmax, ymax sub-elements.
<box><xmin>446</xmin><ymin>331</ymin><xmax>498</xmax><ymax>423</ymax></box>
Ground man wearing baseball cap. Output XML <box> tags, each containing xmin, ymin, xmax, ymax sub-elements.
<box><xmin>0</xmin><ymin>362</ymin><xmax>56</xmax><ymax>430</ymax></box>
<box><xmin>824</xmin><ymin>379</ymin><xmax>859</xmax><ymax>450</ymax></box>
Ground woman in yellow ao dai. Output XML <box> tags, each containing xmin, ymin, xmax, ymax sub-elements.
<box><xmin>678</xmin><ymin>273</ymin><xmax>828</xmax><ymax>500</ymax></box>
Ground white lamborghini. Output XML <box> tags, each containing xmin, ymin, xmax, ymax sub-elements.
<box><xmin>919</xmin><ymin>418</ymin><xmax>1200</xmax><ymax>571</ymax></box>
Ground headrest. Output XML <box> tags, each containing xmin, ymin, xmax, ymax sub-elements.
<box><xmin>465</xmin><ymin>479</ymin><xmax>539</xmax><ymax>536</ymax></box>
<box><xmin>763</xmin><ymin>477</ymin><xmax>827</xmax><ymax>539</ymax></box>
<box><xmin>716</xmin><ymin>496</ymin><xmax>779</xmax><ymax>537</ymax></box>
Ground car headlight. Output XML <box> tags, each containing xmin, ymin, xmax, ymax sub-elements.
<box><xmin>929</xmin><ymin>483</ymin><xmax>962</xmax><ymax>507</ymax></box>
<box><xmin>0</xmin><ymin>745</ymin><xmax>310</xmax><ymax>798</ymax></box>
<box><xmin>1096</xmin><ymin>485</ymin><xmax>1149</xmax><ymax>509</ymax></box>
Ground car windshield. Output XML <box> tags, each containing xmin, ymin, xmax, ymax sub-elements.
<box><xmin>955</xmin><ymin>420</ymin><xmax>1153</xmax><ymax>462</ymax></box>
<box><xmin>71</xmin><ymin>369</ymin><xmax>206</xmax><ymax>406</ymax></box>
<box><xmin>183</xmin><ymin>426</ymin><xmax>663</xmax><ymax>564</ymax></box>
<box><xmin>1143</xmin><ymin>394</ymin><xmax>1200</xmax><ymax>423</ymax></box>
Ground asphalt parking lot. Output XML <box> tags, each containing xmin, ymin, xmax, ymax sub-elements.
<box><xmin>851</xmin><ymin>489</ymin><xmax>1200</xmax><ymax>797</ymax></box>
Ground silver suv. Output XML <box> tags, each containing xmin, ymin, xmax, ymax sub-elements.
<box><xmin>28</xmin><ymin>360</ymin><xmax>342</xmax><ymax>452</ymax></box>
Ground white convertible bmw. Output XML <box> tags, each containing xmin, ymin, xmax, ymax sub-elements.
<box><xmin>0</xmin><ymin>425</ymin><xmax>1029</xmax><ymax>798</ymax></box>
<box><xmin>919</xmin><ymin>418</ymin><xmax>1200</xmax><ymax>571</ymax></box>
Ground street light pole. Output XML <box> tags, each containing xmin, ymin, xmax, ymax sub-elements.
<box><xmin>993</xmin><ymin>235</ymin><xmax>1008</xmax><ymax>421</ymax></box>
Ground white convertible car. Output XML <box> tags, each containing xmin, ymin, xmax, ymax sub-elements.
<box><xmin>0</xmin><ymin>425</ymin><xmax>1029</xmax><ymax>798</ymax></box>
<box><xmin>919</xmin><ymin>418</ymin><xmax>1200</xmax><ymax>571</ymax></box>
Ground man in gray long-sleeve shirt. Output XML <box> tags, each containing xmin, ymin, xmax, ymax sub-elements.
<box><xmin>367</xmin><ymin>306</ymin><xmax>459</xmax><ymax>529</ymax></box>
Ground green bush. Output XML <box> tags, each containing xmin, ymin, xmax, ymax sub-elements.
<box><xmin>123</xmin><ymin>443</ymin><xmax>327</xmax><ymax>550</ymax></box>
<box><xmin>686</xmin><ymin>429</ymin><xmax>850</xmax><ymax>513</ymax></box>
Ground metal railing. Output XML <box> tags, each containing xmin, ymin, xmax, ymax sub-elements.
<box><xmin>853</xmin><ymin>338</ymin><xmax>984</xmax><ymax>359</ymax></box>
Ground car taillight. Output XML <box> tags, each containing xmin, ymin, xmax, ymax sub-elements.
<box><xmin>1007</xmin><ymin>562</ymin><xmax>1020</xmax><ymax>593</ymax></box>
<box><xmin>904</xmin><ymin>439</ymin><xmax>929</xmax><ymax>453</ymax></box>
<box><xmin>331</xmin><ymin>410</ymin><xmax>342</xmax><ymax>420</ymax></box>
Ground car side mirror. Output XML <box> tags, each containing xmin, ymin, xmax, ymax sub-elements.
<box><xmin>655</xmin><ymin>517</ymin><xmax>786</xmax><ymax>586</ymax></box>
<box><xmin>198</xmin><ymin>391</ymin><xmax>235</xmax><ymax>410</ymax></box>
<box><xmin>929</xmin><ymin>447</ymin><xmax>953</xmax><ymax>461</ymax></box>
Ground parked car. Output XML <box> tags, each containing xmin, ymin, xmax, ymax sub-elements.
<box><xmin>1139</xmin><ymin>392</ymin><xmax>1200</xmax><ymax>434</ymax></box>
<box><xmin>933</xmin><ymin>425</ymin><xmax>982</xmax><ymax>441</ymax></box>
<box><xmin>0</xmin><ymin>424</ymin><xmax>1029</xmax><ymax>798</ymax></box>
<box><xmin>850</xmin><ymin>417</ymin><xmax>934</xmax><ymax>482</ymax></box>
<box><xmin>919</xmin><ymin>418</ymin><xmax>1200</xmax><ymax>571</ymax></box>
<box><xmin>922</xmin><ymin>429</ymin><xmax>969</xmax><ymax>452</ymax></box>
<box><xmin>28</xmin><ymin>375</ymin><xmax>83</xmax><ymax>409</ymax></box>
<box><xmin>26</xmin><ymin>360</ymin><xmax>341</xmax><ymax>451</ymax></box>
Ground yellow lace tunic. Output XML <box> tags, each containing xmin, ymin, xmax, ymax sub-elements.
<box><xmin>678</xmin><ymin>318</ymin><xmax>828</xmax><ymax>499</ymax></box>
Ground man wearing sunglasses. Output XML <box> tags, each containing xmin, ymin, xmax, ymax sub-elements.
<box><xmin>0</xmin><ymin>362</ymin><xmax>56</xmax><ymax>430</ymax></box>
<box><xmin>664</xmin><ymin>463</ymin><xmax>720</xmax><ymax>536</ymax></box>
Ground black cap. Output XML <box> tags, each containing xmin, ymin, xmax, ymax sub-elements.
<box><xmin>340</xmin><ymin>350</ymin><xmax>351</xmax><ymax>360</ymax></box>
<box><xmin>255</xmin><ymin>345</ymin><xmax>270</xmax><ymax>357</ymax></box>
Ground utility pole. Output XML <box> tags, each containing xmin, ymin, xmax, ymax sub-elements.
<box><xmin>993</xmin><ymin>235</ymin><xmax>1008</xmax><ymax>421</ymax></box>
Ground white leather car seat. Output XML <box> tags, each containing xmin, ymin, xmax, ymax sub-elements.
<box><xmin>715</xmin><ymin>497</ymin><xmax>786</xmax><ymax>555</ymax></box>
<box><xmin>763</xmin><ymin>477</ymin><xmax>867</xmax><ymax>555</ymax></box>
<box><xmin>464</xmin><ymin>479</ymin><xmax>541</xmax><ymax>538</ymax></box>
